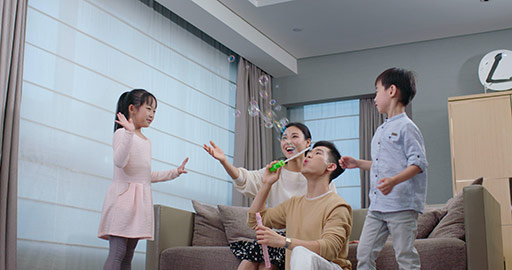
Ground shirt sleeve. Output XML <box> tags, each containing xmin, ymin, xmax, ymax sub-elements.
<box><xmin>318</xmin><ymin>205</ymin><xmax>352</xmax><ymax>261</ymax></box>
<box><xmin>151</xmin><ymin>169</ymin><xmax>179</xmax><ymax>183</ymax></box>
<box><xmin>233</xmin><ymin>167</ymin><xmax>266</xmax><ymax>198</ymax></box>
<box><xmin>247</xmin><ymin>198</ymin><xmax>290</xmax><ymax>230</ymax></box>
<box><xmin>113</xmin><ymin>129</ymin><xmax>134</xmax><ymax>168</ymax></box>
<box><xmin>403</xmin><ymin>124</ymin><xmax>428</xmax><ymax>173</ymax></box>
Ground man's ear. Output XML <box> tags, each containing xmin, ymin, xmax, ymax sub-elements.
<box><xmin>326</xmin><ymin>162</ymin><xmax>337</xmax><ymax>173</ymax></box>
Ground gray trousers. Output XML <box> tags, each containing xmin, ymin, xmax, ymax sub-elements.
<box><xmin>356</xmin><ymin>210</ymin><xmax>420</xmax><ymax>270</ymax></box>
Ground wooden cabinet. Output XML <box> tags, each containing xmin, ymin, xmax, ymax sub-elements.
<box><xmin>448</xmin><ymin>90</ymin><xmax>512</xmax><ymax>269</ymax></box>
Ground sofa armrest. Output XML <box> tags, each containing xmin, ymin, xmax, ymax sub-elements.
<box><xmin>146</xmin><ymin>204</ymin><xmax>195</xmax><ymax>270</ymax></box>
<box><xmin>350</xmin><ymin>209</ymin><xmax>368</xmax><ymax>241</ymax></box>
<box><xmin>464</xmin><ymin>185</ymin><xmax>504</xmax><ymax>270</ymax></box>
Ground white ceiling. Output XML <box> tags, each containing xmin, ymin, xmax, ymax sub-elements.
<box><xmin>160</xmin><ymin>0</ymin><xmax>512</xmax><ymax>77</ymax></box>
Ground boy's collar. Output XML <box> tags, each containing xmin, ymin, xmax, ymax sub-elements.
<box><xmin>385</xmin><ymin>112</ymin><xmax>406</xmax><ymax>122</ymax></box>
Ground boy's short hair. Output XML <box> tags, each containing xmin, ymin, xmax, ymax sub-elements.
<box><xmin>312</xmin><ymin>141</ymin><xmax>344</xmax><ymax>183</ymax></box>
<box><xmin>375</xmin><ymin>67</ymin><xmax>416</xmax><ymax>106</ymax></box>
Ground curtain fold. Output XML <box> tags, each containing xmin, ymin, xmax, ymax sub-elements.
<box><xmin>232</xmin><ymin>58</ymin><xmax>273</xmax><ymax>206</ymax></box>
<box><xmin>1</xmin><ymin>0</ymin><xmax>27</xmax><ymax>269</ymax></box>
<box><xmin>359</xmin><ymin>97</ymin><xmax>383</xmax><ymax>208</ymax></box>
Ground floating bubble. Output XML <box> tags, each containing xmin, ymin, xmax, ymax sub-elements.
<box><xmin>275</xmin><ymin>84</ymin><xmax>280</xmax><ymax>88</ymax></box>
<box><xmin>245</xmin><ymin>64</ymin><xmax>250</xmax><ymax>70</ymax></box>
<box><xmin>228</xmin><ymin>55</ymin><xmax>236</xmax><ymax>63</ymax></box>
<box><xmin>259</xmin><ymin>89</ymin><xmax>269</xmax><ymax>99</ymax></box>
<box><xmin>234</xmin><ymin>109</ymin><xmax>241</xmax><ymax>118</ymax></box>
<box><xmin>279</xmin><ymin>117</ymin><xmax>289</xmax><ymax>127</ymax></box>
<box><xmin>264</xmin><ymin>121</ymin><xmax>274</xmax><ymax>129</ymax></box>
<box><xmin>258</xmin><ymin>74</ymin><xmax>269</xmax><ymax>87</ymax></box>
<box><xmin>274</xmin><ymin>105</ymin><xmax>282</xmax><ymax>111</ymax></box>
<box><xmin>248</xmin><ymin>99</ymin><xmax>260</xmax><ymax>117</ymax></box>
<box><xmin>269</xmin><ymin>99</ymin><xmax>277</xmax><ymax>106</ymax></box>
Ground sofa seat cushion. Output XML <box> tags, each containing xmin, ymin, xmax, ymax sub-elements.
<box><xmin>348</xmin><ymin>238</ymin><xmax>466</xmax><ymax>270</ymax></box>
<box><xmin>160</xmin><ymin>246</ymin><xmax>240</xmax><ymax>270</ymax></box>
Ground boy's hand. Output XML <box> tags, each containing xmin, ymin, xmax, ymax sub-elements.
<box><xmin>377</xmin><ymin>177</ymin><xmax>396</xmax><ymax>195</ymax></box>
<box><xmin>177</xmin><ymin>157</ymin><xmax>189</xmax><ymax>175</ymax></box>
<box><xmin>339</xmin><ymin>156</ymin><xmax>358</xmax><ymax>169</ymax></box>
<box><xmin>263</xmin><ymin>161</ymin><xmax>282</xmax><ymax>186</ymax></box>
<box><xmin>255</xmin><ymin>225</ymin><xmax>285</xmax><ymax>248</ymax></box>
<box><xmin>203</xmin><ymin>141</ymin><xmax>226</xmax><ymax>162</ymax></box>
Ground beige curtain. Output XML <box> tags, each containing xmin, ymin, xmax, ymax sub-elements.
<box><xmin>232</xmin><ymin>58</ymin><xmax>273</xmax><ymax>206</ymax></box>
<box><xmin>359</xmin><ymin>97</ymin><xmax>383</xmax><ymax>208</ymax></box>
<box><xmin>1</xmin><ymin>1</ymin><xmax>27</xmax><ymax>269</ymax></box>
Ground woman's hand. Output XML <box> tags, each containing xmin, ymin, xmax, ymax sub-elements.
<box><xmin>177</xmin><ymin>158</ymin><xmax>189</xmax><ymax>175</ymax></box>
<box><xmin>262</xmin><ymin>161</ymin><xmax>281</xmax><ymax>186</ymax></box>
<box><xmin>115</xmin><ymin>112</ymin><xmax>135</xmax><ymax>132</ymax></box>
<box><xmin>203</xmin><ymin>141</ymin><xmax>226</xmax><ymax>162</ymax></box>
<box><xmin>255</xmin><ymin>225</ymin><xmax>285</xmax><ymax>248</ymax></box>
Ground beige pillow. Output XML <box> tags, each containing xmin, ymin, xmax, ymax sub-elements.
<box><xmin>217</xmin><ymin>205</ymin><xmax>257</xmax><ymax>243</ymax></box>
<box><xmin>429</xmin><ymin>177</ymin><xmax>483</xmax><ymax>240</ymax></box>
<box><xmin>191</xmin><ymin>200</ymin><xmax>229</xmax><ymax>246</ymax></box>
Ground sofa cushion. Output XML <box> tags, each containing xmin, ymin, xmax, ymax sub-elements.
<box><xmin>191</xmin><ymin>200</ymin><xmax>229</xmax><ymax>246</ymax></box>
<box><xmin>429</xmin><ymin>177</ymin><xmax>483</xmax><ymax>240</ymax></box>
<box><xmin>416</xmin><ymin>207</ymin><xmax>447</xmax><ymax>238</ymax></box>
<box><xmin>160</xmin><ymin>246</ymin><xmax>240</xmax><ymax>270</ymax></box>
<box><xmin>348</xmin><ymin>238</ymin><xmax>466</xmax><ymax>270</ymax></box>
<box><xmin>218</xmin><ymin>205</ymin><xmax>257</xmax><ymax>243</ymax></box>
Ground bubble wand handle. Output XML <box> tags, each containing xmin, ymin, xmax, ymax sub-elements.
<box><xmin>255</xmin><ymin>212</ymin><xmax>271</xmax><ymax>269</ymax></box>
<box><xmin>269</xmin><ymin>147</ymin><xmax>310</xmax><ymax>172</ymax></box>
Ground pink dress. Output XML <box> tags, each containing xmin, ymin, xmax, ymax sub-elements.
<box><xmin>98</xmin><ymin>128</ymin><xmax>179</xmax><ymax>240</ymax></box>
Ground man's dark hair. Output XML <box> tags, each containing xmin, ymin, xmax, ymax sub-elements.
<box><xmin>312</xmin><ymin>141</ymin><xmax>344</xmax><ymax>182</ymax></box>
<box><xmin>375</xmin><ymin>67</ymin><xmax>416</xmax><ymax>106</ymax></box>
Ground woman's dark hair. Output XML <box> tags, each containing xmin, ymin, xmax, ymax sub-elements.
<box><xmin>114</xmin><ymin>89</ymin><xmax>157</xmax><ymax>132</ymax></box>
<box><xmin>283</xmin><ymin>122</ymin><xmax>312</xmax><ymax>141</ymax></box>
<box><xmin>312</xmin><ymin>141</ymin><xmax>344</xmax><ymax>182</ymax></box>
<box><xmin>375</xmin><ymin>67</ymin><xmax>416</xmax><ymax>106</ymax></box>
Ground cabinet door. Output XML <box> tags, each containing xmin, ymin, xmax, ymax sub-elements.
<box><xmin>448</xmin><ymin>95</ymin><xmax>512</xmax><ymax>181</ymax></box>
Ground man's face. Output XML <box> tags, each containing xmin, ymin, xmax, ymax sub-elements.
<box><xmin>302</xmin><ymin>146</ymin><xmax>330</xmax><ymax>176</ymax></box>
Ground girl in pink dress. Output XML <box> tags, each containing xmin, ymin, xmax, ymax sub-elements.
<box><xmin>98</xmin><ymin>89</ymin><xmax>189</xmax><ymax>270</ymax></box>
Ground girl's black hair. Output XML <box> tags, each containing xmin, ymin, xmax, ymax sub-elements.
<box><xmin>283</xmin><ymin>122</ymin><xmax>312</xmax><ymax>141</ymax></box>
<box><xmin>114</xmin><ymin>89</ymin><xmax>157</xmax><ymax>132</ymax></box>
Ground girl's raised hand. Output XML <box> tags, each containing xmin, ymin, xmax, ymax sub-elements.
<box><xmin>177</xmin><ymin>157</ymin><xmax>189</xmax><ymax>175</ymax></box>
<box><xmin>202</xmin><ymin>141</ymin><xmax>226</xmax><ymax>162</ymax></box>
<box><xmin>115</xmin><ymin>112</ymin><xmax>135</xmax><ymax>132</ymax></box>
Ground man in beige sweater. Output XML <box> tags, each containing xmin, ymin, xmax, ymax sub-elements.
<box><xmin>248</xmin><ymin>141</ymin><xmax>352</xmax><ymax>270</ymax></box>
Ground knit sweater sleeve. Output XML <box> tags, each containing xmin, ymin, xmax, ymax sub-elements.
<box><xmin>232</xmin><ymin>167</ymin><xmax>265</xmax><ymax>198</ymax></box>
<box><xmin>317</xmin><ymin>204</ymin><xmax>352</xmax><ymax>261</ymax></box>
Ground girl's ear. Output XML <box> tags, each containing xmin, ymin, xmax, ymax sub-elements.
<box><xmin>306</xmin><ymin>138</ymin><xmax>312</xmax><ymax>148</ymax></box>
<box><xmin>128</xmin><ymin>104</ymin><xmax>136</xmax><ymax>117</ymax></box>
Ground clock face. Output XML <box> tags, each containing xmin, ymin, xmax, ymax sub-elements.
<box><xmin>478</xmin><ymin>49</ymin><xmax>512</xmax><ymax>91</ymax></box>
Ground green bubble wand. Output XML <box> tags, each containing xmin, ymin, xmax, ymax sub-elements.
<box><xmin>269</xmin><ymin>147</ymin><xmax>311</xmax><ymax>172</ymax></box>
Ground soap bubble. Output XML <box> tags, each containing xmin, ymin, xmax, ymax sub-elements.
<box><xmin>274</xmin><ymin>105</ymin><xmax>282</xmax><ymax>111</ymax></box>
<box><xmin>259</xmin><ymin>89</ymin><xmax>269</xmax><ymax>99</ymax></box>
<box><xmin>245</xmin><ymin>64</ymin><xmax>250</xmax><ymax>70</ymax></box>
<box><xmin>269</xmin><ymin>99</ymin><xmax>277</xmax><ymax>106</ymax></box>
<box><xmin>248</xmin><ymin>99</ymin><xmax>260</xmax><ymax>117</ymax></box>
<box><xmin>275</xmin><ymin>84</ymin><xmax>280</xmax><ymax>88</ymax></box>
<box><xmin>264</xmin><ymin>121</ymin><xmax>274</xmax><ymax>129</ymax></box>
<box><xmin>234</xmin><ymin>109</ymin><xmax>241</xmax><ymax>118</ymax></box>
<box><xmin>228</xmin><ymin>55</ymin><xmax>236</xmax><ymax>63</ymax></box>
<box><xmin>258</xmin><ymin>74</ymin><xmax>269</xmax><ymax>87</ymax></box>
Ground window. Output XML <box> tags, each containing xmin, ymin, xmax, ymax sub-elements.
<box><xmin>288</xmin><ymin>99</ymin><xmax>361</xmax><ymax>209</ymax></box>
<box><xmin>18</xmin><ymin>0</ymin><xmax>237</xmax><ymax>268</ymax></box>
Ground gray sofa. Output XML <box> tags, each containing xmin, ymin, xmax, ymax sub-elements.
<box><xmin>146</xmin><ymin>185</ymin><xmax>504</xmax><ymax>270</ymax></box>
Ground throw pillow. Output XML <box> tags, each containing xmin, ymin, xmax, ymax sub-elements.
<box><xmin>191</xmin><ymin>200</ymin><xmax>229</xmax><ymax>246</ymax></box>
<box><xmin>429</xmin><ymin>177</ymin><xmax>483</xmax><ymax>240</ymax></box>
<box><xmin>416</xmin><ymin>207</ymin><xmax>447</xmax><ymax>238</ymax></box>
<box><xmin>217</xmin><ymin>204</ymin><xmax>257</xmax><ymax>243</ymax></box>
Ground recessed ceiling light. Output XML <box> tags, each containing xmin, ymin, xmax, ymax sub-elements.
<box><xmin>292</xmin><ymin>28</ymin><xmax>302</xmax><ymax>32</ymax></box>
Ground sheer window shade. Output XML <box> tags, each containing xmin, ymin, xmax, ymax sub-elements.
<box><xmin>288</xmin><ymin>99</ymin><xmax>361</xmax><ymax>209</ymax></box>
<box><xmin>18</xmin><ymin>0</ymin><xmax>237</xmax><ymax>269</ymax></box>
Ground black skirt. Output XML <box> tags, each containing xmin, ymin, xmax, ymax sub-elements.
<box><xmin>229</xmin><ymin>230</ymin><xmax>286</xmax><ymax>270</ymax></box>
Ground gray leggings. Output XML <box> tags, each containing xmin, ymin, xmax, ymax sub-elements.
<box><xmin>103</xmin><ymin>236</ymin><xmax>139</xmax><ymax>270</ymax></box>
